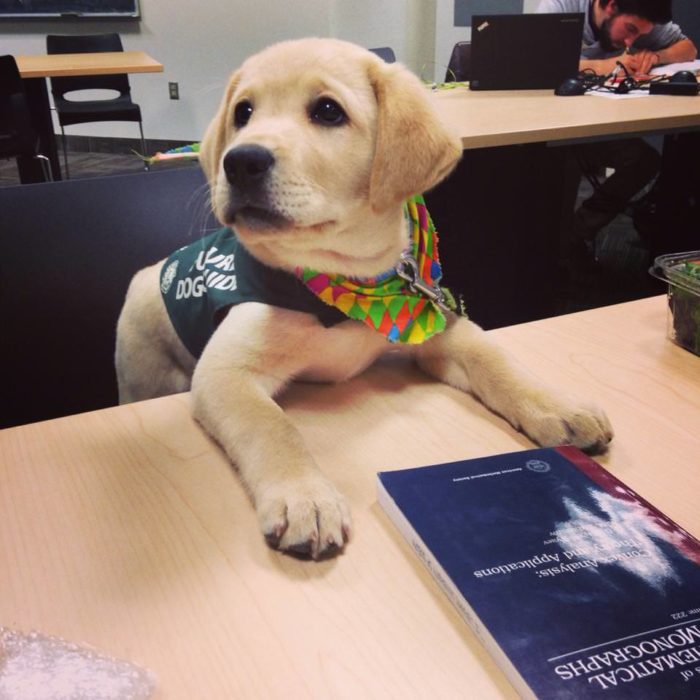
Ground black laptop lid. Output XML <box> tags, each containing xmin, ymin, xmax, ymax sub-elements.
<box><xmin>470</xmin><ymin>13</ymin><xmax>584</xmax><ymax>90</ymax></box>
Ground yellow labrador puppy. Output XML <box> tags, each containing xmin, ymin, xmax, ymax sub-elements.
<box><xmin>116</xmin><ymin>38</ymin><xmax>612</xmax><ymax>559</ymax></box>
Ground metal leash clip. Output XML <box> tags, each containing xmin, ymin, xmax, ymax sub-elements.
<box><xmin>395</xmin><ymin>251</ymin><xmax>449</xmax><ymax>311</ymax></box>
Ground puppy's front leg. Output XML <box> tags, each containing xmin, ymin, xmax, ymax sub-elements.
<box><xmin>415</xmin><ymin>316</ymin><xmax>613</xmax><ymax>453</ymax></box>
<box><xmin>191</xmin><ymin>306</ymin><xmax>351</xmax><ymax>559</ymax></box>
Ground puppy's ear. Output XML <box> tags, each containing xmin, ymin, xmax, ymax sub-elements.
<box><xmin>199</xmin><ymin>72</ymin><xmax>240</xmax><ymax>188</ymax></box>
<box><xmin>368</xmin><ymin>61</ymin><xmax>462</xmax><ymax>212</ymax></box>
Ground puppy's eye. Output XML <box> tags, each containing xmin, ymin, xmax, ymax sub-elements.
<box><xmin>310</xmin><ymin>98</ymin><xmax>347</xmax><ymax>127</ymax></box>
<box><xmin>234</xmin><ymin>101</ymin><xmax>253</xmax><ymax>128</ymax></box>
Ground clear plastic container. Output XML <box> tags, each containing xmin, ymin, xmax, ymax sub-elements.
<box><xmin>650</xmin><ymin>251</ymin><xmax>700</xmax><ymax>357</ymax></box>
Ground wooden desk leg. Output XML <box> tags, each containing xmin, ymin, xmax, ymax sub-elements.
<box><xmin>425</xmin><ymin>142</ymin><xmax>570</xmax><ymax>329</ymax></box>
<box><xmin>22</xmin><ymin>77</ymin><xmax>62</xmax><ymax>182</ymax></box>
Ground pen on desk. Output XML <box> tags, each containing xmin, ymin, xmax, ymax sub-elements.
<box><xmin>609</xmin><ymin>47</ymin><xmax>630</xmax><ymax>82</ymax></box>
<box><xmin>610</xmin><ymin>62</ymin><xmax>624</xmax><ymax>82</ymax></box>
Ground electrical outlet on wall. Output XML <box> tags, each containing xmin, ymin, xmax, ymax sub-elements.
<box><xmin>169</xmin><ymin>82</ymin><xmax>179</xmax><ymax>100</ymax></box>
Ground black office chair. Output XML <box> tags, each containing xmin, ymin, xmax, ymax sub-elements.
<box><xmin>445</xmin><ymin>41</ymin><xmax>471</xmax><ymax>82</ymax></box>
<box><xmin>369</xmin><ymin>47</ymin><xmax>396</xmax><ymax>63</ymax></box>
<box><xmin>0</xmin><ymin>55</ymin><xmax>52</xmax><ymax>182</ymax></box>
<box><xmin>0</xmin><ymin>166</ymin><xmax>217</xmax><ymax>428</ymax></box>
<box><xmin>46</xmin><ymin>33</ymin><xmax>146</xmax><ymax>178</ymax></box>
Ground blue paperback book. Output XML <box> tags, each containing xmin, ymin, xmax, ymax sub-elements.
<box><xmin>377</xmin><ymin>446</ymin><xmax>700</xmax><ymax>699</ymax></box>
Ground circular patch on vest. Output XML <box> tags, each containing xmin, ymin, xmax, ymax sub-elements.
<box><xmin>161</xmin><ymin>260</ymin><xmax>179</xmax><ymax>295</ymax></box>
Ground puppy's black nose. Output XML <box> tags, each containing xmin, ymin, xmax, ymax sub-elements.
<box><xmin>223</xmin><ymin>145</ymin><xmax>275</xmax><ymax>188</ymax></box>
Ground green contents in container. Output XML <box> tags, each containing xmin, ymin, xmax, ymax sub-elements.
<box><xmin>652</xmin><ymin>252</ymin><xmax>700</xmax><ymax>357</ymax></box>
<box><xmin>671</xmin><ymin>258</ymin><xmax>700</xmax><ymax>355</ymax></box>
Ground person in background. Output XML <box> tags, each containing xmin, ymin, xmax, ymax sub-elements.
<box><xmin>537</xmin><ymin>0</ymin><xmax>697</xmax><ymax>263</ymax></box>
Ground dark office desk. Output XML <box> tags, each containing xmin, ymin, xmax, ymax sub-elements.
<box><xmin>425</xmin><ymin>87</ymin><xmax>700</xmax><ymax>328</ymax></box>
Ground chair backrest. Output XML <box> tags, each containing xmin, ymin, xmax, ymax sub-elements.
<box><xmin>369</xmin><ymin>47</ymin><xmax>396</xmax><ymax>63</ymax></box>
<box><xmin>0</xmin><ymin>54</ymin><xmax>26</xmax><ymax>123</ymax></box>
<box><xmin>47</xmin><ymin>33</ymin><xmax>131</xmax><ymax>97</ymax></box>
<box><xmin>0</xmin><ymin>166</ymin><xmax>217</xmax><ymax>428</ymax></box>
<box><xmin>0</xmin><ymin>56</ymin><xmax>18</xmax><ymax>130</ymax></box>
<box><xmin>0</xmin><ymin>55</ymin><xmax>36</xmax><ymax>152</ymax></box>
<box><xmin>445</xmin><ymin>41</ymin><xmax>471</xmax><ymax>82</ymax></box>
<box><xmin>0</xmin><ymin>54</ymin><xmax>24</xmax><ymax>100</ymax></box>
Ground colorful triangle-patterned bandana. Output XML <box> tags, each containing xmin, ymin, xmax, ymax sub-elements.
<box><xmin>296</xmin><ymin>195</ymin><xmax>450</xmax><ymax>344</ymax></box>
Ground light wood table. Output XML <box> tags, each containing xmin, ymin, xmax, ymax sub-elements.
<box><xmin>1</xmin><ymin>296</ymin><xmax>698</xmax><ymax>698</ymax></box>
<box><xmin>15</xmin><ymin>50</ymin><xmax>164</xmax><ymax>79</ymax></box>
<box><xmin>15</xmin><ymin>51</ymin><xmax>163</xmax><ymax>182</ymax></box>
<box><xmin>431</xmin><ymin>85</ymin><xmax>700</xmax><ymax>149</ymax></box>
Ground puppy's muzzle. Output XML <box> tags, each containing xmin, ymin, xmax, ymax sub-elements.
<box><xmin>221</xmin><ymin>145</ymin><xmax>291</xmax><ymax>231</ymax></box>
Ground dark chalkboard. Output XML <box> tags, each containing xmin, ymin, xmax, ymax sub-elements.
<box><xmin>0</xmin><ymin>1</ymin><xmax>140</xmax><ymax>19</ymax></box>
<box><xmin>454</xmin><ymin>1</ymin><xmax>522</xmax><ymax>27</ymax></box>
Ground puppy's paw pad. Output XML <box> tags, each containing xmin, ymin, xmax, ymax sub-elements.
<box><xmin>285</xmin><ymin>539</ymin><xmax>317</xmax><ymax>559</ymax></box>
<box><xmin>257</xmin><ymin>477</ymin><xmax>351</xmax><ymax>560</ymax></box>
<box><xmin>259</xmin><ymin>501</ymin><xmax>289</xmax><ymax>549</ymax></box>
<box><xmin>561</xmin><ymin>406</ymin><xmax>614</xmax><ymax>453</ymax></box>
<box><xmin>521</xmin><ymin>398</ymin><xmax>613</xmax><ymax>455</ymax></box>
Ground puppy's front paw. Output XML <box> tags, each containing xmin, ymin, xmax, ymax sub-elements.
<box><xmin>516</xmin><ymin>393</ymin><xmax>613</xmax><ymax>454</ymax></box>
<box><xmin>256</xmin><ymin>474</ymin><xmax>351</xmax><ymax>560</ymax></box>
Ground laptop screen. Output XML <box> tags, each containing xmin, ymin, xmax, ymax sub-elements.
<box><xmin>469</xmin><ymin>13</ymin><xmax>584</xmax><ymax>90</ymax></box>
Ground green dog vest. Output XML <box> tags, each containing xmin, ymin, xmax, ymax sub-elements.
<box><xmin>160</xmin><ymin>228</ymin><xmax>346</xmax><ymax>358</ymax></box>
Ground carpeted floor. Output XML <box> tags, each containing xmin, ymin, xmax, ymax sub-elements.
<box><xmin>0</xmin><ymin>149</ymin><xmax>191</xmax><ymax>185</ymax></box>
<box><xmin>0</xmin><ymin>149</ymin><xmax>662</xmax><ymax>319</ymax></box>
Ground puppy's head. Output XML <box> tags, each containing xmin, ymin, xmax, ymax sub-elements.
<box><xmin>200</xmin><ymin>38</ymin><xmax>461</xmax><ymax>276</ymax></box>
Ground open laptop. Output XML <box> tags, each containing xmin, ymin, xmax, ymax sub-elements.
<box><xmin>469</xmin><ymin>13</ymin><xmax>584</xmax><ymax>90</ymax></box>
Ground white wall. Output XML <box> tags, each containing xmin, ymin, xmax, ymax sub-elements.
<box><xmin>434</xmin><ymin>0</ymin><xmax>466</xmax><ymax>82</ymax></box>
<box><xmin>331</xmin><ymin>0</ymin><xmax>436</xmax><ymax>81</ymax></box>
<box><xmin>1</xmin><ymin>0</ymin><xmax>433</xmax><ymax>142</ymax></box>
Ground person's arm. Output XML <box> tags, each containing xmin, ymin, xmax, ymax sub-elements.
<box><xmin>580</xmin><ymin>37</ymin><xmax>698</xmax><ymax>77</ymax></box>
<box><xmin>579</xmin><ymin>56</ymin><xmax>621</xmax><ymax>75</ymax></box>
<box><xmin>579</xmin><ymin>51</ymin><xmax>640</xmax><ymax>76</ymax></box>
<box><xmin>652</xmin><ymin>37</ymin><xmax>698</xmax><ymax>65</ymax></box>
<box><xmin>625</xmin><ymin>38</ymin><xmax>697</xmax><ymax>76</ymax></box>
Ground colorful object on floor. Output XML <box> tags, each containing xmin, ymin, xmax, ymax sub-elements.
<box><xmin>297</xmin><ymin>195</ymin><xmax>453</xmax><ymax>344</ymax></box>
<box><xmin>141</xmin><ymin>143</ymin><xmax>200</xmax><ymax>166</ymax></box>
